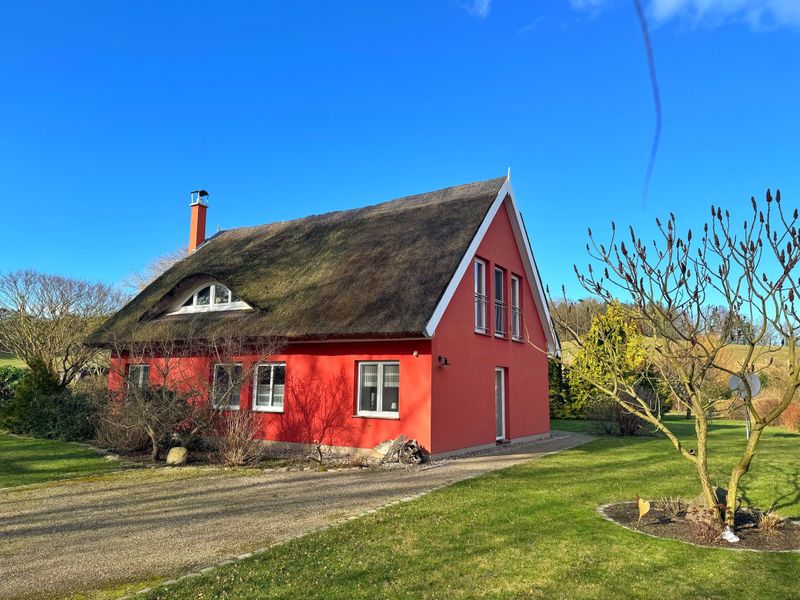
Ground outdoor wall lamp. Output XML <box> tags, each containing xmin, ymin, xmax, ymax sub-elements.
<box><xmin>437</xmin><ymin>355</ymin><xmax>450</xmax><ymax>367</ymax></box>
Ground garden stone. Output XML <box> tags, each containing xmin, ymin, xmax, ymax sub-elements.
<box><xmin>166</xmin><ymin>447</ymin><xmax>188</xmax><ymax>466</ymax></box>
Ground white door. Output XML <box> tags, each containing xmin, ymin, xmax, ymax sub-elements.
<box><xmin>495</xmin><ymin>368</ymin><xmax>506</xmax><ymax>441</ymax></box>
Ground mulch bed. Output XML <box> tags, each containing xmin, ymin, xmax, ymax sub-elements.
<box><xmin>601</xmin><ymin>501</ymin><xmax>800</xmax><ymax>552</ymax></box>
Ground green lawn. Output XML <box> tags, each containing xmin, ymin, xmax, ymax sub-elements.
<box><xmin>0</xmin><ymin>432</ymin><xmax>129</xmax><ymax>488</ymax></box>
<box><xmin>137</xmin><ymin>417</ymin><xmax>799</xmax><ymax>600</ymax></box>
<box><xmin>0</xmin><ymin>351</ymin><xmax>25</xmax><ymax>368</ymax></box>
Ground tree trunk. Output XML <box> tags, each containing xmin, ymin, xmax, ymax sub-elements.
<box><xmin>694</xmin><ymin>413</ymin><xmax>721</xmax><ymax>524</ymax></box>
<box><xmin>725</xmin><ymin>426</ymin><xmax>763</xmax><ymax>528</ymax></box>
<box><xmin>147</xmin><ymin>427</ymin><xmax>160</xmax><ymax>462</ymax></box>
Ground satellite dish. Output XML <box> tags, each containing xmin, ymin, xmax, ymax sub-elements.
<box><xmin>728</xmin><ymin>373</ymin><xmax>762</xmax><ymax>398</ymax></box>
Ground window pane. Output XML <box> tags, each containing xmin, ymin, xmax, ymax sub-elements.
<box><xmin>196</xmin><ymin>286</ymin><xmax>211</xmax><ymax>306</ymax></box>
<box><xmin>230</xmin><ymin>291</ymin><xmax>242</xmax><ymax>302</ymax></box>
<box><xmin>474</xmin><ymin>260</ymin><xmax>484</xmax><ymax>294</ymax></box>
<box><xmin>181</xmin><ymin>295</ymin><xmax>193</xmax><ymax>307</ymax></box>
<box><xmin>381</xmin><ymin>364</ymin><xmax>399</xmax><ymax>413</ymax></box>
<box><xmin>475</xmin><ymin>295</ymin><xmax>485</xmax><ymax>331</ymax></box>
<box><xmin>272</xmin><ymin>365</ymin><xmax>285</xmax><ymax>407</ymax></box>
<box><xmin>213</xmin><ymin>364</ymin><xmax>241</xmax><ymax>408</ymax></box>
<box><xmin>359</xmin><ymin>364</ymin><xmax>379</xmax><ymax>412</ymax></box>
<box><xmin>214</xmin><ymin>285</ymin><xmax>230</xmax><ymax>304</ymax></box>
<box><xmin>511</xmin><ymin>277</ymin><xmax>520</xmax><ymax>308</ymax></box>
<box><xmin>254</xmin><ymin>365</ymin><xmax>272</xmax><ymax>407</ymax></box>
<box><xmin>129</xmin><ymin>365</ymin><xmax>149</xmax><ymax>392</ymax></box>
<box><xmin>494</xmin><ymin>268</ymin><xmax>504</xmax><ymax>302</ymax></box>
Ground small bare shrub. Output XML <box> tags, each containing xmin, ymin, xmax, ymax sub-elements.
<box><xmin>755</xmin><ymin>507</ymin><xmax>786</xmax><ymax>534</ymax></box>
<box><xmin>585</xmin><ymin>398</ymin><xmax>644</xmax><ymax>436</ymax></box>
<box><xmin>213</xmin><ymin>410</ymin><xmax>266</xmax><ymax>467</ymax></box>
<box><xmin>348</xmin><ymin>454</ymin><xmax>372</xmax><ymax>469</ymax></box>
<box><xmin>688</xmin><ymin>519</ymin><xmax>720</xmax><ymax>543</ymax></box>
<box><xmin>656</xmin><ymin>496</ymin><xmax>687</xmax><ymax>519</ymax></box>
<box><xmin>93</xmin><ymin>404</ymin><xmax>151</xmax><ymax>453</ymax></box>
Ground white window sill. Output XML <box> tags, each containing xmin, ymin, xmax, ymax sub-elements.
<box><xmin>475</xmin><ymin>329</ymin><xmax>489</xmax><ymax>335</ymax></box>
<box><xmin>354</xmin><ymin>412</ymin><xmax>400</xmax><ymax>420</ymax></box>
<box><xmin>511</xmin><ymin>336</ymin><xmax>524</xmax><ymax>343</ymax></box>
<box><xmin>168</xmin><ymin>303</ymin><xmax>252</xmax><ymax>316</ymax></box>
<box><xmin>252</xmin><ymin>406</ymin><xmax>284</xmax><ymax>414</ymax></box>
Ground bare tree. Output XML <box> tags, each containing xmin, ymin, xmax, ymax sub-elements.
<box><xmin>0</xmin><ymin>270</ymin><xmax>125</xmax><ymax>385</ymax></box>
<box><xmin>121</xmin><ymin>246</ymin><xmax>187</xmax><ymax>294</ymax></box>
<box><xmin>548</xmin><ymin>189</ymin><xmax>800</xmax><ymax>530</ymax></box>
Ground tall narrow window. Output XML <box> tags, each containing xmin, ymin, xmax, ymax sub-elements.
<box><xmin>494</xmin><ymin>267</ymin><xmax>506</xmax><ymax>337</ymax></box>
<box><xmin>511</xmin><ymin>275</ymin><xmax>522</xmax><ymax>341</ymax></box>
<box><xmin>474</xmin><ymin>259</ymin><xmax>487</xmax><ymax>333</ymax></box>
<box><xmin>128</xmin><ymin>364</ymin><xmax>149</xmax><ymax>397</ymax></box>
<box><xmin>357</xmin><ymin>362</ymin><xmax>400</xmax><ymax>417</ymax></box>
<box><xmin>253</xmin><ymin>363</ymin><xmax>286</xmax><ymax>412</ymax></box>
<box><xmin>212</xmin><ymin>363</ymin><xmax>242</xmax><ymax>409</ymax></box>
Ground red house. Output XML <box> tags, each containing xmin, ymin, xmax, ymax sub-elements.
<box><xmin>89</xmin><ymin>176</ymin><xmax>559</xmax><ymax>458</ymax></box>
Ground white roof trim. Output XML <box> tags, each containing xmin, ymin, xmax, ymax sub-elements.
<box><xmin>423</xmin><ymin>176</ymin><xmax>560</xmax><ymax>355</ymax></box>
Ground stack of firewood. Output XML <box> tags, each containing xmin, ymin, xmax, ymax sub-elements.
<box><xmin>377</xmin><ymin>435</ymin><xmax>426</xmax><ymax>464</ymax></box>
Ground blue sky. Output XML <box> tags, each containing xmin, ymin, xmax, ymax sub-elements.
<box><xmin>1</xmin><ymin>1</ymin><xmax>798</xmax><ymax>297</ymax></box>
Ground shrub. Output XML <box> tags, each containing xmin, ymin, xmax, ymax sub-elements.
<box><xmin>548</xmin><ymin>360</ymin><xmax>577</xmax><ymax>418</ymax></box>
<box><xmin>0</xmin><ymin>365</ymin><xmax>26</xmax><ymax>412</ymax></box>
<box><xmin>755</xmin><ymin>393</ymin><xmax>800</xmax><ymax>432</ymax></box>
<box><xmin>585</xmin><ymin>398</ymin><xmax>645</xmax><ymax>435</ymax></box>
<box><xmin>212</xmin><ymin>410</ymin><xmax>265</xmax><ymax>466</ymax></box>
<box><xmin>101</xmin><ymin>385</ymin><xmax>204</xmax><ymax>461</ymax></box>
<box><xmin>778</xmin><ymin>401</ymin><xmax>800</xmax><ymax>432</ymax></box>
<box><xmin>92</xmin><ymin>397</ymin><xmax>151</xmax><ymax>454</ymax></box>
<box><xmin>755</xmin><ymin>507</ymin><xmax>785</xmax><ymax>534</ymax></box>
<box><xmin>656</xmin><ymin>496</ymin><xmax>687</xmax><ymax>519</ymax></box>
<box><xmin>1</xmin><ymin>360</ymin><xmax>96</xmax><ymax>441</ymax></box>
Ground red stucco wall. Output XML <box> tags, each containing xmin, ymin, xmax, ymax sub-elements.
<box><xmin>110</xmin><ymin>340</ymin><xmax>432</xmax><ymax>451</ymax></box>
<box><xmin>430</xmin><ymin>199</ymin><xmax>550</xmax><ymax>454</ymax></box>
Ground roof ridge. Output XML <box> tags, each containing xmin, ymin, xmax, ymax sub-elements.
<box><xmin>218</xmin><ymin>175</ymin><xmax>506</xmax><ymax>237</ymax></box>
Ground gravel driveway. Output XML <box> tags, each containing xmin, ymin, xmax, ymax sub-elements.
<box><xmin>0</xmin><ymin>432</ymin><xmax>593</xmax><ymax>599</ymax></box>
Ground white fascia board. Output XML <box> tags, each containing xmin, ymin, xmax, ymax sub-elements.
<box><xmin>424</xmin><ymin>177</ymin><xmax>560</xmax><ymax>356</ymax></box>
<box><xmin>504</xmin><ymin>182</ymin><xmax>561</xmax><ymax>356</ymax></box>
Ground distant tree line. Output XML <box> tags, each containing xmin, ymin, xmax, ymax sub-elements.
<box><xmin>548</xmin><ymin>299</ymin><xmax>783</xmax><ymax>347</ymax></box>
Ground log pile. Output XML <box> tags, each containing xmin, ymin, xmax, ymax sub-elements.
<box><xmin>376</xmin><ymin>435</ymin><xmax>426</xmax><ymax>464</ymax></box>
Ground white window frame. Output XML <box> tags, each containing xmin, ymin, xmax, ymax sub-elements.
<box><xmin>252</xmin><ymin>362</ymin><xmax>286</xmax><ymax>413</ymax></box>
<box><xmin>127</xmin><ymin>364</ymin><xmax>149</xmax><ymax>397</ymax></box>
<box><xmin>356</xmin><ymin>361</ymin><xmax>400</xmax><ymax>419</ymax></box>
<box><xmin>212</xmin><ymin>363</ymin><xmax>243</xmax><ymax>410</ymax></box>
<box><xmin>169</xmin><ymin>283</ymin><xmax>251</xmax><ymax>315</ymax></box>
<box><xmin>474</xmin><ymin>258</ymin><xmax>487</xmax><ymax>334</ymax></box>
<box><xmin>511</xmin><ymin>274</ymin><xmax>522</xmax><ymax>341</ymax></box>
<box><xmin>494</xmin><ymin>266</ymin><xmax>506</xmax><ymax>338</ymax></box>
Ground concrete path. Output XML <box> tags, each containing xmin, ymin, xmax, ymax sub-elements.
<box><xmin>0</xmin><ymin>432</ymin><xmax>593</xmax><ymax>599</ymax></box>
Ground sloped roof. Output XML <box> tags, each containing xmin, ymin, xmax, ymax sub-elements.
<box><xmin>88</xmin><ymin>177</ymin><xmax>507</xmax><ymax>345</ymax></box>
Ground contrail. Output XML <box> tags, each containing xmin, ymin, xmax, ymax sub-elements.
<box><xmin>632</xmin><ymin>0</ymin><xmax>662</xmax><ymax>208</ymax></box>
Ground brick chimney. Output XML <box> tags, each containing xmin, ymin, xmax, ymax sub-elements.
<box><xmin>188</xmin><ymin>190</ymin><xmax>208</xmax><ymax>253</ymax></box>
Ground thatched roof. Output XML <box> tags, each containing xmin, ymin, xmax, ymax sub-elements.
<box><xmin>88</xmin><ymin>177</ymin><xmax>507</xmax><ymax>345</ymax></box>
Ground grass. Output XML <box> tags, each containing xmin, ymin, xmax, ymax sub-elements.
<box><xmin>135</xmin><ymin>417</ymin><xmax>799</xmax><ymax>600</ymax></box>
<box><xmin>0</xmin><ymin>351</ymin><xmax>25</xmax><ymax>368</ymax></box>
<box><xmin>0</xmin><ymin>432</ymin><xmax>131</xmax><ymax>488</ymax></box>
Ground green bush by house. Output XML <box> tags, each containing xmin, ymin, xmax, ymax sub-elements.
<box><xmin>0</xmin><ymin>360</ymin><xmax>97</xmax><ymax>441</ymax></box>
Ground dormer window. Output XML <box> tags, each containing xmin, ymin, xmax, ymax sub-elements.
<box><xmin>170</xmin><ymin>282</ymin><xmax>250</xmax><ymax>314</ymax></box>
